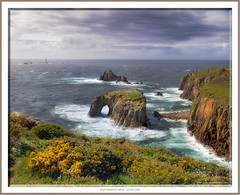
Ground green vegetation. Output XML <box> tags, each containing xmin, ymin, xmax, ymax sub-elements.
<box><xmin>197</xmin><ymin>67</ymin><xmax>231</xmax><ymax>107</ymax></box>
<box><xmin>9</xmin><ymin>115</ymin><xmax>231</xmax><ymax>185</ymax></box>
<box><xmin>31</xmin><ymin>124</ymin><xmax>74</xmax><ymax>140</ymax></box>
<box><xmin>189</xmin><ymin>66</ymin><xmax>231</xmax><ymax>108</ymax></box>
<box><xmin>110</xmin><ymin>88</ymin><xmax>143</xmax><ymax>99</ymax></box>
<box><xmin>192</xmin><ymin>66</ymin><xmax>230</xmax><ymax>78</ymax></box>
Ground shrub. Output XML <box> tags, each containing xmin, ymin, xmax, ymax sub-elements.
<box><xmin>27</xmin><ymin>138</ymin><xmax>123</xmax><ymax>180</ymax></box>
<box><xmin>9</xmin><ymin>116</ymin><xmax>36</xmax><ymax>130</ymax></box>
<box><xmin>31</xmin><ymin>124</ymin><xmax>74</xmax><ymax>140</ymax></box>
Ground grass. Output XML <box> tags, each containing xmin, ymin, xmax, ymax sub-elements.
<box><xmin>8</xmin><ymin>115</ymin><xmax>231</xmax><ymax>185</ymax></box>
<box><xmin>198</xmin><ymin>70</ymin><xmax>230</xmax><ymax>107</ymax></box>
<box><xmin>192</xmin><ymin>66</ymin><xmax>230</xmax><ymax>78</ymax></box>
<box><xmin>110</xmin><ymin>89</ymin><xmax>143</xmax><ymax>99</ymax></box>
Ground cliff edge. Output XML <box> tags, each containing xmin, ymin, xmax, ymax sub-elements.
<box><xmin>180</xmin><ymin>67</ymin><xmax>231</xmax><ymax>160</ymax></box>
<box><xmin>88</xmin><ymin>88</ymin><xmax>147</xmax><ymax>128</ymax></box>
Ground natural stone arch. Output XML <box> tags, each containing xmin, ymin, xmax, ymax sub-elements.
<box><xmin>88</xmin><ymin>96</ymin><xmax>114</xmax><ymax>117</ymax></box>
<box><xmin>88</xmin><ymin>89</ymin><xmax>147</xmax><ymax>128</ymax></box>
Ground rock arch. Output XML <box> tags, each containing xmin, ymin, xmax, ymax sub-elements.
<box><xmin>88</xmin><ymin>89</ymin><xmax>148</xmax><ymax>128</ymax></box>
<box><xmin>88</xmin><ymin>96</ymin><xmax>114</xmax><ymax>117</ymax></box>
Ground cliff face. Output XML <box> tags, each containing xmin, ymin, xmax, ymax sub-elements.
<box><xmin>180</xmin><ymin>67</ymin><xmax>231</xmax><ymax>160</ymax></box>
<box><xmin>88</xmin><ymin>89</ymin><xmax>147</xmax><ymax>128</ymax></box>
<box><xmin>179</xmin><ymin>68</ymin><xmax>227</xmax><ymax>101</ymax></box>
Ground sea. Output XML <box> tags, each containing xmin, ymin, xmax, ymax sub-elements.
<box><xmin>9</xmin><ymin>59</ymin><xmax>231</xmax><ymax>169</ymax></box>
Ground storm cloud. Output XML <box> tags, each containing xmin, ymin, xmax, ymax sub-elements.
<box><xmin>10</xmin><ymin>9</ymin><xmax>231</xmax><ymax>59</ymax></box>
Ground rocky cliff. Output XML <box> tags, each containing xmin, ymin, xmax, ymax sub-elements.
<box><xmin>180</xmin><ymin>67</ymin><xmax>231</xmax><ymax>160</ymax></box>
<box><xmin>179</xmin><ymin>67</ymin><xmax>228</xmax><ymax>101</ymax></box>
<box><xmin>88</xmin><ymin>89</ymin><xmax>147</xmax><ymax>128</ymax></box>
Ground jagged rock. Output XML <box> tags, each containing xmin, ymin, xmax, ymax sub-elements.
<box><xmin>116</xmin><ymin>75</ymin><xmax>130</xmax><ymax>84</ymax></box>
<box><xmin>99</xmin><ymin>70</ymin><xmax>118</xmax><ymax>81</ymax></box>
<box><xmin>155</xmin><ymin>92</ymin><xmax>163</xmax><ymax>96</ymax></box>
<box><xmin>99</xmin><ymin>70</ymin><xmax>130</xmax><ymax>84</ymax></box>
<box><xmin>88</xmin><ymin>89</ymin><xmax>147</xmax><ymax>128</ymax></box>
<box><xmin>10</xmin><ymin>111</ymin><xmax>48</xmax><ymax>126</ymax></box>
<box><xmin>153</xmin><ymin>111</ymin><xmax>162</xmax><ymax>120</ymax></box>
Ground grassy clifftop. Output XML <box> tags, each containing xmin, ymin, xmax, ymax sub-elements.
<box><xmin>110</xmin><ymin>88</ymin><xmax>143</xmax><ymax>100</ymax></box>
<box><xmin>198</xmin><ymin>69</ymin><xmax>230</xmax><ymax>107</ymax></box>
<box><xmin>9</xmin><ymin>114</ymin><xmax>231</xmax><ymax>185</ymax></box>
<box><xmin>180</xmin><ymin>66</ymin><xmax>231</xmax><ymax>106</ymax></box>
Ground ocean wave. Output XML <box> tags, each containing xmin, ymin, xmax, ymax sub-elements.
<box><xmin>61</xmin><ymin>77</ymin><xmax>103</xmax><ymax>85</ymax></box>
<box><xmin>53</xmin><ymin>104</ymin><xmax>167</xmax><ymax>142</ymax></box>
<box><xmin>145</xmin><ymin>88</ymin><xmax>187</xmax><ymax>103</ymax></box>
<box><xmin>167</xmin><ymin>123</ymin><xmax>231</xmax><ymax>169</ymax></box>
<box><xmin>60</xmin><ymin>77</ymin><xmax>146</xmax><ymax>87</ymax></box>
<box><xmin>53</xmin><ymin>103</ymin><xmax>231</xmax><ymax>169</ymax></box>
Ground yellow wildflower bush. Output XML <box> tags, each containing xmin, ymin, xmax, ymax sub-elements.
<box><xmin>127</xmin><ymin>159</ymin><xmax>208</xmax><ymax>185</ymax></box>
<box><xmin>27</xmin><ymin>138</ymin><xmax>84</xmax><ymax>177</ymax></box>
<box><xmin>27</xmin><ymin>138</ymin><xmax>123</xmax><ymax>179</ymax></box>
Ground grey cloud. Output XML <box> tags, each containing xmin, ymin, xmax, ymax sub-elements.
<box><xmin>61</xmin><ymin>10</ymin><xmax>230</xmax><ymax>43</ymax></box>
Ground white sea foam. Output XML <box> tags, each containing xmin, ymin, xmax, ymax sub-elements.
<box><xmin>61</xmin><ymin>77</ymin><xmax>103</xmax><ymax>85</ymax></box>
<box><xmin>166</xmin><ymin>121</ymin><xmax>231</xmax><ymax>169</ymax></box>
<box><xmin>53</xmin><ymin>103</ymin><xmax>231</xmax><ymax>169</ymax></box>
<box><xmin>54</xmin><ymin>104</ymin><xmax>166</xmax><ymax>142</ymax></box>
<box><xmin>144</xmin><ymin>87</ymin><xmax>191</xmax><ymax>106</ymax></box>
<box><xmin>41</xmin><ymin>72</ymin><xmax>49</xmax><ymax>74</ymax></box>
<box><xmin>60</xmin><ymin>77</ymin><xmax>146</xmax><ymax>88</ymax></box>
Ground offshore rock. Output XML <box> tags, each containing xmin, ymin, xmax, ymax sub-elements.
<box><xmin>99</xmin><ymin>70</ymin><xmax>130</xmax><ymax>84</ymax></box>
<box><xmin>155</xmin><ymin>92</ymin><xmax>163</xmax><ymax>96</ymax></box>
<box><xmin>99</xmin><ymin>69</ymin><xmax>118</xmax><ymax>81</ymax></box>
<box><xmin>88</xmin><ymin>89</ymin><xmax>147</xmax><ymax>128</ymax></box>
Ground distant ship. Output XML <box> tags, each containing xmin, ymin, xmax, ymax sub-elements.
<box><xmin>45</xmin><ymin>59</ymin><xmax>48</xmax><ymax>64</ymax></box>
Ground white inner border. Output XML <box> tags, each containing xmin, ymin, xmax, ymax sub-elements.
<box><xmin>1</xmin><ymin>1</ymin><xmax>238</xmax><ymax>194</ymax></box>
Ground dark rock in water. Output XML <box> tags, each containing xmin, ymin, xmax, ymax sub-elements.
<box><xmin>140</xmin><ymin>81</ymin><xmax>143</xmax><ymax>84</ymax></box>
<box><xmin>99</xmin><ymin>70</ymin><xmax>118</xmax><ymax>81</ymax></box>
<box><xmin>88</xmin><ymin>89</ymin><xmax>147</xmax><ymax>128</ymax></box>
<box><xmin>133</xmin><ymin>82</ymin><xmax>139</xmax><ymax>84</ymax></box>
<box><xmin>116</xmin><ymin>75</ymin><xmax>130</xmax><ymax>84</ymax></box>
<box><xmin>99</xmin><ymin>70</ymin><xmax>131</xmax><ymax>84</ymax></box>
<box><xmin>153</xmin><ymin>111</ymin><xmax>163</xmax><ymax>120</ymax></box>
<box><xmin>155</xmin><ymin>92</ymin><xmax>163</xmax><ymax>96</ymax></box>
<box><xmin>10</xmin><ymin>111</ymin><xmax>48</xmax><ymax>126</ymax></box>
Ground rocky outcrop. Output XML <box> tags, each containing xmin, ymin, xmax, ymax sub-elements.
<box><xmin>153</xmin><ymin>110</ymin><xmax>190</xmax><ymax>120</ymax></box>
<box><xmin>10</xmin><ymin>111</ymin><xmax>48</xmax><ymax>126</ymax></box>
<box><xmin>88</xmin><ymin>89</ymin><xmax>147</xmax><ymax>128</ymax></box>
<box><xmin>180</xmin><ymin>67</ymin><xmax>231</xmax><ymax>160</ymax></box>
<box><xmin>99</xmin><ymin>70</ymin><xmax>130</xmax><ymax>84</ymax></box>
<box><xmin>179</xmin><ymin>67</ymin><xmax>227</xmax><ymax>101</ymax></box>
<box><xmin>155</xmin><ymin>92</ymin><xmax>163</xmax><ymax>96</ymax></box>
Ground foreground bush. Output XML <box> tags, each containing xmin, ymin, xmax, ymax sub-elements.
<box><xmin>27</xmin><ymin>138</ymin><xmax>123</xmax><ymax>180</ymax></box>
<box><xmin>25</xmin><ymin>137</ymin><xmax>231</xmax><ymax>185</ymax></box>
<box><xmin>9</xmin><ymin>115</ymin><xmax>231</xmax><ymax>185</ymax></box>
<box><xmin>31</xmin><ymin>124</ymin><xmax>74</xmax><ymax>140</ymax></box>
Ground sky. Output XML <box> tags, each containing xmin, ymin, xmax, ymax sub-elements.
<box><xmin>10</xmin><ymin>9</ymin><xmax>231</xmax><ymax>60</ymax></box>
